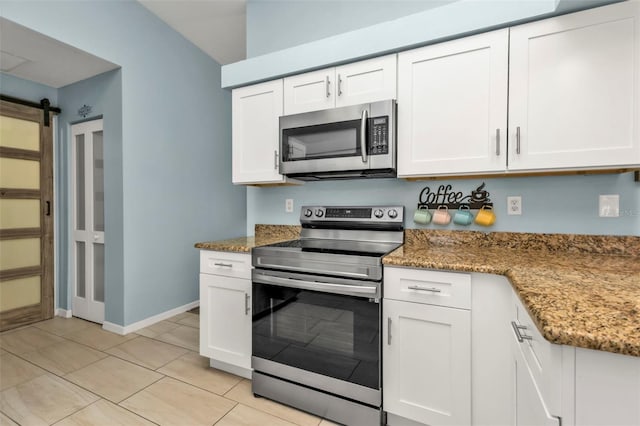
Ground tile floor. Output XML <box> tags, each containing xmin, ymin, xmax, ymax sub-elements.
<box><xmin>0</xmin><ymin>312</ymin><xmax>339</xmax><ymax>425</ymax></box>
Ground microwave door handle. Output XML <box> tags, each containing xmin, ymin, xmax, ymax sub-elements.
<box><xmin>361</xmin><ymin>108</ymin><xmax>368</xmax><ymax>163</ymax></box>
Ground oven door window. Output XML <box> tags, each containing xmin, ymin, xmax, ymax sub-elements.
<box><xmin>252</xmin><ymin>283</ymin><xmax>379</xmax><ymax>390</ymax></box>
<box><xmin>282</xmin><ymin>119</ymin><xmax>362</xmax><ymax>162</ymax></box>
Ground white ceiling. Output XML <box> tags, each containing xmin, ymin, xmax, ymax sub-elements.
<box><xmin>138</xmin><ymin>0</ymin><xmax>247</xmax><ymax>65</ymax></box>
<box><xmin>0</xmin><ymin>17</ymin><xmax>119</xmax><ymax>89</ymax></box>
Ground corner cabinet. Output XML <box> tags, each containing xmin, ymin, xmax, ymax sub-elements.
<box><xmin>232</xmin><ymin>80</ymin><xmax>290</xmax><ymax>185</ymax></box>
<box><xmin>397</xmin><ymin>29</ymin><xmax>509</xmax><ymax>177</ymax></box>
<box><xmin>199</xmin><ymin>250</ymin><xmax>252</xmax><ymax>379</ymax></box>
<box><xmin>283</xmin><ymin>54</ymin><xmax>397</xmax><ymax>115</ymax></box>
<box><xmin>383</xmin><ymin>267</ymin><xmax>471</xmax><ymax>426</ymax></box>
<box><xmin>508</xmin><ymin>1</ymin><xmax>640</xmax><ymax>171</ymax></box>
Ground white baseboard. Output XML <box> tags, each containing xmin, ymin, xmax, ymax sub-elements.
<box><xmin>102</xmin><ymin>300</ymin><xmax>199</xmax><ymax>335</ymax></box>
<box><xmin>210</xmin><ymin>359</ymin><xmax>252</xmax><ymax>380</ymax></box>
<box><xmin>55</xmin><ymin>308</ymin><xmax>72</xmax><ymax>318</ymax></box>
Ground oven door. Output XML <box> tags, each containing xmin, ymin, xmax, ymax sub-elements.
<box><xmin>252</xmin><ymin>269</ymin><xmax>381</xmax><ymax>406</ymax></box>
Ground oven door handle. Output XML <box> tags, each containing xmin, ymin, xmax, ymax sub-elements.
<box><xmin>253</xmin><ymin>272</ymin><xmax>379</xmax><ymax>299</ymax></box>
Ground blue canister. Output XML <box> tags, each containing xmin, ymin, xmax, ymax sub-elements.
<box><xmin>453</xmin><ymin>206</ymin><xmax>474</xmax><ymax>226</ymax></box>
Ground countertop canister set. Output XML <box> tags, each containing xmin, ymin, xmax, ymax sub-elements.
<box><xmin>414</xmin><ymin>183</ymin><xmax>496</xmax><ymax>227</ymax></box>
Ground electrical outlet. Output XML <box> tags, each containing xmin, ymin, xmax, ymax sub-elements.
<box><xmin>285</xmin><ymin>199</ymin><xmax>294</xmax><ymax>213</ymax></box>
<box><xmin>507</xmin><ymin>196</ymin><xmax>522</xmax><ymax>215</ymax></box>
<box><xmin>599</xmin><ymin>194</ymin><xmax>619</xmax><ymax>217</ymax></box>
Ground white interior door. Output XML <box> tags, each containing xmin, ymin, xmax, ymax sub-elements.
<box><xmin>71</xmin><ymin>119</ymin><xmax>104</xmax><ymax>323</ymax></box>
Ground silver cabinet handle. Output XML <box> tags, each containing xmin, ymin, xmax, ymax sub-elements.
<box><xmin>274</xmin><ymin>150</ymin><xmax>278</xmax><ymax>170</ymax></box>
<box><xmin>214</xmin><ymin>262</ymin><xmax>233</xmax><ymax>268</ymax></box>
<box><xmin>338</xmin><ymin>74</ymin><xmax>343</xmax><ymax>96</ymax></box>
<box><xmin>326</xmin><ymin>76</ymin><xmax>330</xmax><ymax>98</ymax></box>
<box><xmin>360</xmin><ymin>109</ymin><xmax>368</xmax><ymax>163</ymax></box>
<box><xmin>516</xmin><ymin>126</ymin><xmax>521</xmax><ymax>155</ymax></box>
<box><xmin>511</xmin><ymin>321</ymin><xmax>533</xmax><ymax>342</ymax></box>
<box><xmin>387</xmin><ymin>317</ymin><xmax>392</xmax><ymax>345</ymax></box>
<box><xmin>245</xmin><ymin>293</ymin><xmax>250</xmax><ymax>315</ymax></box>
<box><xmin>496</xmin><ymin>128</ymin><xmax>501</xmax><ymax>156</ymax></box>
<box><xmin>408</xmin><ymin>285</ymin><xmax>441</xmax><ymax>293</ymax></box>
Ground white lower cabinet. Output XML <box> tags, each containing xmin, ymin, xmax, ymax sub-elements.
<box><xmin>199</xmin><ymin>251</ymin><xmax>252</xmax><ymax>378</ymax></box>
<box><xmin>383</xmin><ymin>267</ymin><xmax>471</xmax><ymax>426</ymax></box>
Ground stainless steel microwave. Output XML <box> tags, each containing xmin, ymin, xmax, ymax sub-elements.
<box><xmin>279</xmin><ymin>100</ymin><xmax>396</xmax><ymax>180</ymax></box>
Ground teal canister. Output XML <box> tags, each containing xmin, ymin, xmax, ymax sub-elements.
<box><xmin>453</xmin><ymin>206</ymin><xmax>474</xmax><ymax>225</ymax></box>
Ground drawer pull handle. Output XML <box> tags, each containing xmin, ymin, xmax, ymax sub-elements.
<box><xmin>511</xmin><ymin>321</ymin><xmax>533</xmax><ymax>342</ymax></box>
<box><xmin>245</xmin><ymin>293</ymin><xmax>250</xmax><ymax>315</ymax></box>
<box><xmin>407</xmin><ymin>285</ymin><xmax>441</xmax><ymax>293</ymax></box>
<box><xmin>214</xmin><ymin>262</ymin><xmax>233</xmax><ymax>268</ymax></box>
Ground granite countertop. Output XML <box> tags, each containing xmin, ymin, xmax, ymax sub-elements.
<box><xmin>194</xmin><ymin>225</ymin><xmax>301</xmax><ymax>252</ymax></box>
<box><xmin>384</xmin><ymin>230</ymin><xmax>640</xmax><ymax>357</ymax></box>
<box><xmin>195</xmin><ymin>226</ymin><xmax>639</xmax><ymax>357</ymax></box>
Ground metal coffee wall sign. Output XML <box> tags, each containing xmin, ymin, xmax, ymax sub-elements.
<box><xmin>417</xmin><ymin>182</ymin><xmax>493</xmax><ymax>210</ymax></box>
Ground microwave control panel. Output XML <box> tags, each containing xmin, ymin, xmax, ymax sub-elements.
<box><xmin>370</xmin><ymin>117</ymin><xmax>389</xmax><ymax>155</ymax></box>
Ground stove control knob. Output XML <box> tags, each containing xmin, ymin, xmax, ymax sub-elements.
<box><xmin>374</xmin><ymin>209</ymin><xmax>384</xmax><ymax>218</ymax></box>
<box><xmin>304</xmin><ymin>209</ymin><xmax>313</xmax><ymax>217</ymax></box>
<box><xmin>315</xmin><ymin>209</ymin><xmax>324</xmax><ymax>217</ymax></box>
<box><xmin>388</xmin><ymin>209</ymin><xmax>398</xmax><ymax>219</ymax></box>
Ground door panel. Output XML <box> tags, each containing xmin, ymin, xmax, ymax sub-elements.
<box><xmin>71</xmin><ymin>119</ymin><xmax>105</xmax><ymax>324</ymax></box>
<box><xmin>0</xmin><ymin>99</ymin><xmax>54</xmax><ymax>331</ymax></box>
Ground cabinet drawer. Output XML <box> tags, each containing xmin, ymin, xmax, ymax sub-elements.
<box><xmin>512</xmin><ymin>294</ymin><xmax>562</xmax><ymax>414</ymax></box>
<box><xmin>200</xmin><ymin>250</ymin><xmax>251</xmax><ymax>279</ymax></box>
<box><xmin>384</xmin><ymin>267</ymin><xmax>471</xmax><ymax>309</ymax></box>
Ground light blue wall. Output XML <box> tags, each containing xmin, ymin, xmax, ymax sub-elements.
<box><xmin>0</xmin><ymin>72</ymin><xmax>58</xmax><ymax>104</ymax></box>
<box><xmin>247</xmin><ymin>174</ymin><xmax>640</xmax><ymax>236</ymax></box>
<box><xmin>1</xmin><ymin>0</ymin><xmax>246</xmax><ymax>326</ymax></box>
<box><xmin>244</xmin><ymin>1</ymin><xmax>639</xmax><ymax>238</ymax></box>
<box><xmin>246</xmin><ymin>0</ymin><xmax>458</xmax><ymax>57</ymax></box>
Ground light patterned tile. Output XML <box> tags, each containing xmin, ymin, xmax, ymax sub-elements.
<box><xmin>154</xmin><ymin>325</ymin><xmax>199</xmax><ymax>351</ymax></box>
<box><xmin>120</xmin><ymin>377</ymin><xmax>235</xmax><ymax>426</ymax></box>
<box><xmin>157</xmin><ymin>352</ymin><xmax>241</xmax><ymax>395</ymax></box>
<box><xmin>176</xmin><ymin>313</ymin><xmax>199</xmax><ymax>328</ymax></box>
<box><xmin>0</xmin><ymin>352</ymin><xmax>47</xmax><ymax>391</ymax></box>
<box><xmin>0</xmin><ymin>374</ymin><xmax>98</xmax><ymax>425</ymax></box>
<box><xmin>216</xmin><ymin>404</ymin><xmax>298</xmax><ymax>426</ymax></box>
<box><xmin>63</xmin><ymin>323</ymin><xmax>136</xmax><ymax>351</ymax></box>
<box><xmin>32</xmin><ymin>317</ymin><xmax>94</xmax><ymax>336</ymax></box>
<box><xmin>0</xmin><ymin>327</ymin><xmax>64</xmax><ymax>355</ymax></box>
<box><xmin>105</xmin><ymin>336</ymin><xmax>188</xmax><ymax>370</ymax></box>
<box><xmin>0</xmin><ymin>411</ymin><xmax>18</xmax><ymax>426</ymax></box>
<box><xmin>21</xmin><ymin>340</ymin><xmax>107</xmax><ymax>375</ymax></box>
<box><xmin>54</xmin><ymin>399</ymin><xmax>154</xmax><ymax>426</ymax></box>
<box><xmin>224</xmin><ymin>380</ymin><xmax>321</xmax><ymax>426</ymax></box>
<box><xmin>135</xmin><ymin>320</ymin><xmax>180</xmax><ymax>338</ymax></box>
<box><xmin>64</xmin><ymin>356</ymin><xmax>163</xmax><ymax>403</ymax></box>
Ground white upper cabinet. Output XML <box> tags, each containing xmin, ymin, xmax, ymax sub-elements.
<box><xmin>397</xmin><ymin>29</ymin><xmax>509</xmax><ymax>177</ymax></box>
<box><xmin>508</xmin><ymin>1</ymin><xmax>640</xmax><ymax>171</ymax></box>
<box><xmin>284</xmin><ymin>55</ymin><xmax>397</xmax><ymax>115</ymax></box>
<box><xmin>232</xmin><ymin>80</ymin><xmax>287</xmax><ymax>184</ymax></box>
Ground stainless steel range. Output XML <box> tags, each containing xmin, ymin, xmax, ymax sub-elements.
<box><xmin>251</xmin><ymin>205</ymin><xmax>404</xmax><ymax>426</ymax></box>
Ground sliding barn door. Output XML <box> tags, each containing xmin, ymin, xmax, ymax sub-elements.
<box><xmin>0</xmin><ymin>100</ymin><xmax>54</xmax><ymax>331</ymax></box>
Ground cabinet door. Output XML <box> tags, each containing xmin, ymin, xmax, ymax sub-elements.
<box><xmin>514</xmin><ymin>341</ymin><xmax>560</xmax><ymax>426</ymax></box>
<box><xmin>397</xmin><ymin>29</ymin><xmax>508</xmax><ymax>177</ymax></box>
<box><xmin>383</xmin><ymin>299</ymin><xmax>471</xmax><ymax>426</ymax></box>
<box><xmin>283</xmin><ymin>68</ymin><xmax>335</xmax><ymax>115</ymax></box>
<box><xmin>335</xmin><ymin>54</ymin><xmax>397</xmax><ymax>108</ymax></box>
<box><xmin>199</xmin><ymin>274</ymin><xmax>251</xmax><ymax>369</ymax></box>
<box><xmin>232</xmin><ymin>80</ymin><xmax>285</xmax><ymax>184</ymax></box>
<box><xmin>508</xmin><ymin>1</ymin><xmax>640</xmax><ymax>171</ymax></box>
